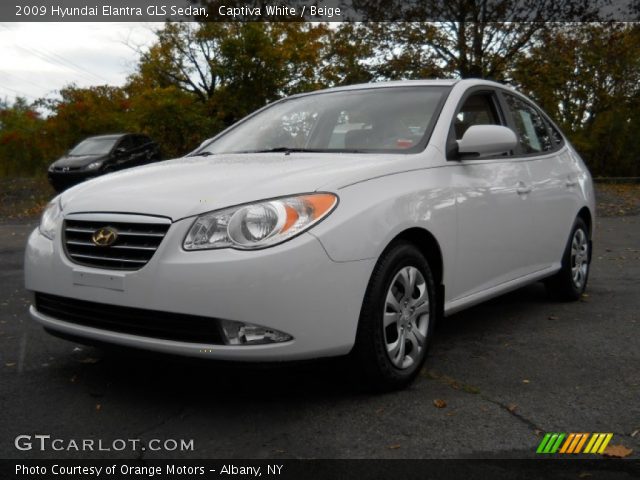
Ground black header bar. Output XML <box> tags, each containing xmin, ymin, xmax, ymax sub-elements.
<box><xmin>2</xmin><ymin>0</ymin><xmax>639</xmax><ymax>22</ymax></box>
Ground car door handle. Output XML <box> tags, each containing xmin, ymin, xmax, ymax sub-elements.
<box><xmin>516</xmin><ymin>182</ymin><xmax>532</xmax><ymax>195</ymax></box>
<box><xmin>565</xmin><ymin>177</ymin><xmax>578</xmax><ymax>188</ymax></box>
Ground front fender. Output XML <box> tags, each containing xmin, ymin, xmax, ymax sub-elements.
<box><xmin>311</xmin><ymin>167</ymin><xmax>457</xmax><ymax>288</ymax></box>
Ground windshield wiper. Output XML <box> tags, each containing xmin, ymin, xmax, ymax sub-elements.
<box><xmin>237</xmin><ymin>147</ymin><xmax>322</xmax><ymax>155</ymax></box>
<box><xmin>187</xmin><ymin>151</ymin><xmax>215</xmax><ymax>157</ymax></box>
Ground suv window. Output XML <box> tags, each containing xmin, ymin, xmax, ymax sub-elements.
<box><xmin>453</xmin><ymin>93</ymin><xmax>501</xmax><ymax>140</ymax></box>
<box><xmin>504</xmin><ymin>94</ymin><xmax>552</xmax><ymax>154</ymax></box>
<box><xmin>117</xmin><ymin>136</ymin><xmax>135</xmax><ymax>151</ymax></box>
<box><xmin>134</xmin><ymin>135</ymin><xmax>150</xmax><ymax>148</ymax></box>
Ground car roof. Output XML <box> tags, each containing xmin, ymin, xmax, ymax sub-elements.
<box><xmin>82</xmin><ymin>133</ymin><xmax>131</xmax><ymax>141</ymax></box>
<box><xmin>290</xmin><ymin>78</ymin><xmax>515</xmax><ymax>98</ymax></box>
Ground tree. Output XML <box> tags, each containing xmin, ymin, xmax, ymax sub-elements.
<box><xmin>125</xmin><ymin>84</ymin><xmax>218</xmax><ymax>158</ymax></box>
<box><xmin>131</xmin><ymin>22</ymin><xmax>331</xmax><ymax>125</ymax></box>
<box><xmin>41</xmin><ymin>85</ymin><xmax>130</xmax><ymax>156</ymax></box>
<box><xmin>0</xmin><ymin>98</ymin><xmax>45</xmax><ymax>176</ymax></box>
<box><xmin>350</xmin><ymin>0</ymin><xmax>605</xmax><ymax>79</ymax></box>
<box><xmin>320</xmin><ymin>23</ymin><xmax>376</xmax><ymax>85</ymax></box>
<box><xmin>513</xmin><ymin>23</ymin><xmax>640</xmax><ymax>176</ymax></box>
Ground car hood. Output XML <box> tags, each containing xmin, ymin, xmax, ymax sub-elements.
<box><xmin>61</xmin><ymin>151</ymin><xmax>433</xmax><ymax>220</ymax></box>
<box><xmin>53</xmin><ymin>154</ymin><xmax>107</xmax><ymax>168</ymax></box>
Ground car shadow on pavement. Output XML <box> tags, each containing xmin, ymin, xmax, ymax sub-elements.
<box><xmin>51</xmin><ymin>282</ymin><xmax>552</xmax><ymax>404</ymax></box>
<box><xmin>436</xmin><ymin>282</ymin><xmax>549</xmax><ymax>336</ymax></box>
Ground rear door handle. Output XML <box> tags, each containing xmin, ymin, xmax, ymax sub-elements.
<box><xmin>565</xmin><ymin>177</ymin><xmax>578</xmax><ymax>188</ymax></box>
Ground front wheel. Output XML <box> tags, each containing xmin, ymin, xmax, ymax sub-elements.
<box><xmin>545</xmin><ymin>217</ymin><xmax>591</xmax><ymax>301</ymax></box>
<box><xmin>351</xmin><ymin>242</ymin><xmax>436</xmax><ymax>391</ymax></box>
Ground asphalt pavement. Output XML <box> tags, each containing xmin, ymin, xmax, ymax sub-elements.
<box><xmin>0</xmin><ymin>216</ymin><xmax>638</xmax><ymax>459</ymax></box>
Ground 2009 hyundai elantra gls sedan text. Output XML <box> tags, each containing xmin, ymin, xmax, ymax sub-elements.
<box><xmin>25</xmin><ymin>80</ymin><xmax>595</xmax><ymax>390</ymax></box>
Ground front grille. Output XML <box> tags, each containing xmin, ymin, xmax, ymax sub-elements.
<box><xmin>63</xmin><ymin>218</ymin><xmax>170</xmax><ymax>270</ymax></box>
<box><xmin>35</xmin><ymin>292</ymin><xmax>225</xmax><ymax>344</ymax></box>
<box><xmin>54</xmin><ymin>166</ymin><xmax>82</xmax><ymax>172</ymax></box>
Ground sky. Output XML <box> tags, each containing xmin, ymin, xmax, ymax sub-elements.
<box><xmin>0</xmin><ymin>22</ymin><xmax>163</xmax><ymax>104</ymax></box>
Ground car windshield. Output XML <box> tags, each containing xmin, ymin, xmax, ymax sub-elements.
<box><xmin>69</xmin><ymin>137</ymin><xmax>118</xmax><ymax>156</ymax></box>
<box><xmin>201</xmin><ymin>86</ymin><xmax>450</xmax><ymax>155</ymax></box>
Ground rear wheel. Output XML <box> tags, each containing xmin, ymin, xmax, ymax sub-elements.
<box><xmin>545</xmin><ymin>217</ymin><xmax>591</xmax><ymax>301</ymax></box>
<box><xmin>351</xmin><ymin>242</ymin><xmax>436</xmax><ymax>391</ymax></box>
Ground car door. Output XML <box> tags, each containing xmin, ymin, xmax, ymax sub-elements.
<box><xmin>128</xmin><ymin>135</ymin><xmax>145</xmax><ymax>166</ymax></box>
<box><xmin>447</xmin><ymin>88</ymin><xmax>538</xmax><ymax>302</ymax></box>
<box><xmin>137</xmin><ymin>135</ymin><xmax>156</xmax><ymax>163</ymax></box>
<box><xmin>112</xmin><ymin>136</ymin><xmax>136</xmax><ymax>169</ymax></box>
<box><xmin>500</xmin><ymin>92</ymin><xmax>583</xmax><ymax>270</ymax></box>
<box><xmin>137</xmin><ymin>135</ymin><xmax>159</xmax><ymax>165</ymax></box>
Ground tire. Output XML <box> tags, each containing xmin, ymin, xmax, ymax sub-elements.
<box><xmin>545</xmin><ymin>217</ymin><xmax>591</xmax><ymax>301</ymax></box>
<box><xmin>351</xmin><ymin>241</ymin><xmax>436</xmax><ymax>391</ymax></box>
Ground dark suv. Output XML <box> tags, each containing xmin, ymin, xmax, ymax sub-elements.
<box><xmin>47</xmin><ymin>133</ymin><xmax>161</xmax><ymax>192</ymax></box>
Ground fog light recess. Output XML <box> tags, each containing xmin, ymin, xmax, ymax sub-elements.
<box><xmin>220</xmin><ymin>320</ymin><xmax>292</xmax><ymax>345</ymax></box>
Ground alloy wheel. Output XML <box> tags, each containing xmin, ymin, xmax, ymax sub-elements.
<box><xmin>571</xmin><ymin>228</ymin><xmax>589</xmax><ymax>289</ymax></box>
<box><xmin>383</xmin><ymin>266</ymin><xmax>430</xmax><ymax>370</ymax></box>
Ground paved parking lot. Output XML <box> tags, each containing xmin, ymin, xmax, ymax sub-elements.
<box><xmin>0</xmin><ymin>216</ymin><xmax>638</xmax><ymax>459</ymax></box>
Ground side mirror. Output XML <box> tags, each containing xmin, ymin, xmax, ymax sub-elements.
<box><xmin>457</xmin><ymin>125</ymin><xmax>517</xmax><ymax>158</ymax></box>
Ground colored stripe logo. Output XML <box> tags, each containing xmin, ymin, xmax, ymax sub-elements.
<box><xmin>536</xmin><ymin>433</ymin><xmax>613</xmax><ymax>454</ymax></box>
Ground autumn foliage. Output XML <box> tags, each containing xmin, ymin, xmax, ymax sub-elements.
<box><xmin>0</xmin><ymin>22</ymin><xmax>638</xmax><ymax>177</ymax></box>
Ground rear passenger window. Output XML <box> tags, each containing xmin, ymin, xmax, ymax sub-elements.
<box><xmin>547</xmin><ymin>121</ymin><xmax>564</xmax><ymax>147</ymax></box>
<box><xmin>117</xmin><ymin>136</ymin><xmax>135</xmax><ymax>151</ymax></box>
<box><xmin>504</xmin><ymin>94</ymin><xmax>552</xmax><ymax>154</ymax></box>
<box><xmin>131</xmin><ymin>135</ymin><xmax>146</xmax><ymax>147</ymax></box>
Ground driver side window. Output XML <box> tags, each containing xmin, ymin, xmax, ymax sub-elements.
<box><xmin>116</xmin><ymin>136</ymin><xmax>134</xmax><ymax>152</ymax></box>
<box><xmin>454</xmin><ymin>93</ymin><xmax>501</xmax><ymax>140</ymax></box>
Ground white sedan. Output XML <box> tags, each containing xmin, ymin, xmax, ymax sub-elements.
<box><xmin>25</xmin><ymin>79</ymin><xmax>595</xmax><ymax>390</ymax></box>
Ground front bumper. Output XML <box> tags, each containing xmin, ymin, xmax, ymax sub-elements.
<box><xmin>25</xmin><ymin>217</ymin><xmax>375</xmax><ymax>361</ymax></box>
<box><xmin>48</xmin><ymin>170</ymin><xmax>97</xmax><ymax>191</ymax></box>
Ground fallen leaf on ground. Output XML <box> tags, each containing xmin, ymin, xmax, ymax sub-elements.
<box><xmin>433</xmin><ymin>399</ymin><xmax>447</xmax><ymax>408</ymax></box>
<box><xmin>631</xmin><ymin>430</ymin><xmax>638</xmax><ymax>438</ymax></box>
<box><xmin>375</xmin><ymin>408</ymin><xmax>384</xmax><ymax>415</ymax></box>
<box><xmin>463</xmin><ymin>384</ymin><xmax>481</xmax><ymax>394</ymax></box>
<box><xmin>578</xmin><ymin>472</ymin><xmax>592</xmax><ymax>479</ymax></box>
<box><xmin>388</xmin><ymin>444</ymin><xmax>401</xmax><ymax>450</ymax></box>
<box><xmin>522</xmin><ymin>379</ymin><xmax>530</xmax><ymax>384</ymax></box>
<box><xmin>548</xmin><ymin>315</ymin><xmax>559</xmax><ymax>321</ymax></box>
<box><xmin>78</xmin><ymin>357</ymin><xmax>100</xmax><ymax>364</ymax></box>
<box><xmin>5</xmin><ymin>363</ymin><xmax>15</xmax><ymax>367</ymax></box>
<box><xmin>95</xmin><ymin>404</ymin><xmax>102</xmax><ymax>412</ymax></box>
<box><xmin>602</xmin><ymin>444</ymin><xmax>632</xmax><ymax>458</ymax></box>
<box><xmin>507</xmin><ymin>404</ymin><xmax>518</xmax><ymax>413</ymax></box>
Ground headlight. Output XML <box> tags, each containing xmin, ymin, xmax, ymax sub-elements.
<box><xmin>39</xmin><ymin>198</ymin><xmax>63</xmax><ymax>240</ymax></box>
<box><xmin>85</xmin><ymin>161</ymin><xmax>102</xmax><ymax>170</ymax></box>
<box><xmin>183</xmin><ymin>193</ymin><xmax>338</xmax><ymax>250</ymax></box>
